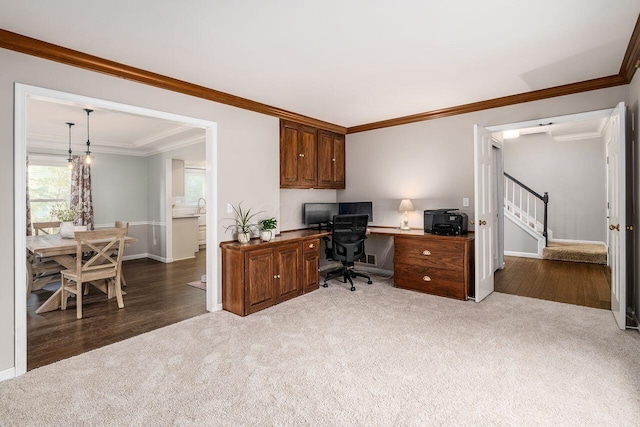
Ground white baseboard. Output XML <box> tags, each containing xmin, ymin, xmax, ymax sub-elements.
<box><xmin>0</xmin><ymin>367</ymin><xmax>16</xmax><ymax>382</ymax></box>
<box><xmin>549</xmin><ymin>238</ymin><xmax>606</xmax><ymax>246</ymax></box>
<box><xmin>504</xmin><ymin>251</ymin><xmax>542</xmax><ymax>259</ymax></box>
<box><xmin>122</xmin><ymin>253</ymin><xmax>149</xmax><ymax>261</ymax></box>
<box><xmin>172</xmin><ymin>255</ymin><xmax>196</xmax><ymax>262</ymax></box>
<box><xmin>147</xmin><ymin>253</ymin><xmax>171</xmax><ymax>263</ymax></box>
<box><xmin>210</xmin><ymin>303</ymin><xmax>223</xmax><ymax>312</ymax></box>
<box><xmin>94</xmin><ymin>221</ymin><xmax>164</xmax><ymax>229</ymax></box>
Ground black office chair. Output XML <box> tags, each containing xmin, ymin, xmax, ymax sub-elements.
<box><xmin>322</xmin><ymin>214</ymin><xmax>373</xmax><ymax>291</ymax></box>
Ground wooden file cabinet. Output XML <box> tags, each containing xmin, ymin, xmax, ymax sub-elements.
<box><xmin>221</xmin><ymin>231</ymin><xmax>327</xmax><ymax>316</ymax></box>
<box><xmin>393</xmin><ymin>234</ymin><xmax>474</xmax><ymax>300</ymax></box>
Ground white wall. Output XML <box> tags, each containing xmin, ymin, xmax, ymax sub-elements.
<box><xmin>503</xmin><ymin>133</ymin><xmax>606</xmax><ymax>242</ymax></box>
<box><xmin>504</xmin><ymin>219</ymin><xmax>539</xmax><ymax>255</ymax></box>
<box><xmin>1</xmin><ymin>48</ymin><xmax>278</xmax><ymax>374</ymax></box>
<box><xmin>344</xmin><ymin>86</ymin><xmax>628</xmax><ymax>276</ymax></box>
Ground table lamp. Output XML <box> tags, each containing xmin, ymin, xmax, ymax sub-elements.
<box><xmin>398</xmin><ymin>199</ymin><xmax>414</xmax><ymax>230</ymax></box>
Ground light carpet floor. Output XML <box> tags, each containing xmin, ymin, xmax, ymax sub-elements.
<box><xmin>1</xmin><ymin>277</ymin><xmax>639</xmax><ymax>426</ymax></box>
<box><xmin>542</xmin><ymin>241</ymin><xmax>607</xmax><ymax>264</ymax></box>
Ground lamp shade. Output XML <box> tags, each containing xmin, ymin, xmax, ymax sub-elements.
<box><xmin>398</xmin><ymin>199</ymin><xmax>414</xmax><ymax>212</ymax></box>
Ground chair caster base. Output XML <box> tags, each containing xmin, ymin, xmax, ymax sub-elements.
<box><xmin>350</xmin><ymin>286</ymin><xmax>356</xmax><ymax>291</ymax></box>
<box><xmin>322</xmin><ymin>283</ymin><xmax>329</xmax><ymax>288</ymax></box>
<box><xmin>367</xmin><ymin>280</ymin><xmax>373</xmax><ymax>284</ymax></box>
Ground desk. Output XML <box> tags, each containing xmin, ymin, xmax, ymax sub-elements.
<box><xmin>220</xmin><ymin>227</ymin><xmax>474</xmax><ymax>316</ymax></box>
<box><xmin>27</xmin><ymin>234</ymin><xmax>137</xmax><ymax>314</ymax></box>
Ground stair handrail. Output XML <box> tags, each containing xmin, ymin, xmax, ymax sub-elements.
<box><xmin>504</xmin><ymin>172</ymin><xmax>549</xmax><ymax>246</ymax></box>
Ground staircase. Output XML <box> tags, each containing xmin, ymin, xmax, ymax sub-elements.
<box><xmin>504</xmin><ymin>173</ymin><xmax>549</xmax><ymax>257</ymax></box>
<box><xmin>503</xmin><ymin>173</ymin><xmax>607</xmax><ymax>264</ymax></box>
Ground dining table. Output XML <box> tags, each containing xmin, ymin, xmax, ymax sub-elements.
<box><xmin>26</xmin><ymin>233</ymin><xmax>138</xmax><ymax>314</ymax></box>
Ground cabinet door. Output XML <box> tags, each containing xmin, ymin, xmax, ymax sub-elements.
<box><xmin>280</xmin><ymin>121</ymin><xmax>300</xmax><ymax>187</ymax></box>
<box><xmin>299</xmin><ymin>125</ymin><xmax>317</xmax><ymax>186</ymax></box>
<box><xmin>245</xmin><ymin>248</ymin><xmax>276</xmax><ymax>314</ymax></box>
<box><xmin>275</xmin><ymin>243</ymin><xmax>302</xmax><ymax>303</ymax></box>
<box><xmin>317</xmin><ymin>130</ymin><xmax>345</xmax><ymax>189</ymax></box>
<box><xmin>332</xmin><ymin>133</ymin><xmax>345</xmax><ymax>188</ymax></box>
<box><xmin>317</xmin><ymin>130</ymin><xmax>334</xmax><ymax>187</ymax></box>
<box><xmin>302</xmin><ymin>252</ymin><xmax>319</xmax><ymax>293</ymax></box>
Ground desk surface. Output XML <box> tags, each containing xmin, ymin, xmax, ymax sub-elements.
<box><xmin>220</xmin><ymin>227</ymin><xmax>473</xmax><ymax>251</ymax></box>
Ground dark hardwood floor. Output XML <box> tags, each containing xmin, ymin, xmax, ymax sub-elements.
<box><xmin>27</xmin><ymin>250</ymin><xmax>207</xmax><ymax>370</ymax></box>
<box><xmin>495</xmin><ymin>256</ymin><xmax>611</xmax><ymax>309</ymax></box>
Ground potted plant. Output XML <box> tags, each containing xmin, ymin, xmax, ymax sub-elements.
<box><xmin>50</xmin><ymin>203</ymin><xmax>82</xmax><ymax>238</ymax></box>
<box><xmin>225</xmin><ymin>203</ymin><xmax>261</xmax><ymax>244</ymax></box>
<box><xmin>258</xmin><ymin>217</ymin><xmax>277</xmax><ymax>242</ymax></box>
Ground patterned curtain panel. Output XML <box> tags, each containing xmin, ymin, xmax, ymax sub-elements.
<box><xmin>71</xmin><ymin>156</ymin><xmax>94</xmax><ymax>229</ymax></box>
<box><xmin>26</xmin><ymin>155</ymin><xmax>32</xmax><ymax>236</ymax></box>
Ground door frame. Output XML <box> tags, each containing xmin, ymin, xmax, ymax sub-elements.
<box><xmin>14</xmin><ymin>83</ymin><xmax>219</xmax><ymax>376</ymax></box>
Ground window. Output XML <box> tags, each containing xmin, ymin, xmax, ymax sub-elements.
<box><xmin>28</xmin><ymin>157</ymin><xmax>71</xmax><ymax>222</ymax></box>
<box><xmin>184</xmin><ymin>168</ymin><xmax>206</xmax><ymax>205</ymax></box>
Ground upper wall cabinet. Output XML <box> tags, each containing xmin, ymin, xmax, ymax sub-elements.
<box><xmin>280</xmin><ymin>120</ymin><xmax>345</xmax><ymax>189</ymax></box>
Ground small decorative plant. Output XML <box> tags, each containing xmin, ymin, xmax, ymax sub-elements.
<box><xmin>224</xmin><ymin>202</ymin><xmax>261</xmax><ymax>243</ymax></box>
<box><xmin>258</xmin><ymin>217</ymin><xmax>277</xmax><ymax>242</ymax></box>
<box><xmin>50</xmin><ymin>203</ymin><xmax>82</xmax><ymax>222</ymax></box>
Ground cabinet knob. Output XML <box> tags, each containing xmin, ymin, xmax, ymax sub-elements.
<box><xmin>422</xmin><ymin>250</ymin><xmax>431</xmax><ymax>256</ymax></box>
<box><xmin>273</xmin><ymin>275</ymin><xmax>277</xmax><ymax>279</ymax></box>
<box><xmin>309</xmin><ymin>243</ymin><xmax>315</xmax><ymax>249</ymax></box>
<box><xmin>276</xmin><ymin>274</ymin><xmax>281</xmax><ymax>279</ymax></box>
<box><xmin>422</xmin><ymin>276</ymin><xmax>431</xmax><ymax>282</ymax></box>
<box><xmin>331</xmin><ymin>158</ymin><xmax>336</xmax><ymax>162</ymax></box>
<box><xmin>298</xmin><ymin>153</ymin><xmax>305</xmax><ymax>157</ymax></box>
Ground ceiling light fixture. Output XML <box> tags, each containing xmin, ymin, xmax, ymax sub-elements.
<box><xmin>84</xmin><ymin>108</ymin><xmax>94</xmax><ymax>165</ymax></box>
<box><xmin>66</xmin><ymin>121</ymin><xmax>75</xmax><ymax>170</ymax></box>
<box><xmin>503</xmin><ymin>129</ymin><xmax>520</xmax><ymax>139</ymax></box>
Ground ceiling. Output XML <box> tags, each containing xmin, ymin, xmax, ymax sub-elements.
<box><xmin>1</xmin><ymin>1</ymin><xmax>639</xmax><ymax>127</ymax></box>
<box><xmin>26</xmin><ymin>98</ymin><xmax>204</xmax><ymax>157</ymax></box>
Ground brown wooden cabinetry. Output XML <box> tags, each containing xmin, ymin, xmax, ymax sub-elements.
<box><xmin>221</xmin><ymin>230</ymin><xmax>327</xmax><ymax>316</ymax></box>
<box><xmin>393</xmin><ymin>234</ymin><xmax>474</xmax><ymax>300</ymax></box>
<box><xmin>280</xmin><ymin>120</ymin><xmax>345</xmax><ymax>189</ymax></box>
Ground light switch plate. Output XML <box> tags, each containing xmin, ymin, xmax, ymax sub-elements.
<box><xmin>227</xmin><ymin>203</ymin><xmax>233</xmax><ymax>213</ymax></box>
<box><xmin>463</xmin><ymin>197</ymin><xmax>469</xmax><ymax>207</ymax></box>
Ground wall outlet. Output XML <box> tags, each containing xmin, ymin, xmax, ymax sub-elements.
<box><xmin>227</xmin><ymin>203</ymin><xmax>233</xmax><ymax>213</ymax></box>
<box><xmin>463</xmin><ymin>197</ymin><xmax>469</xmax><ymax>207</ymax></box>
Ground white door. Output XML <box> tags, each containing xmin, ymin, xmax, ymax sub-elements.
<box><xmin>607</xmin><ymin>102</ymin><xmax>626</xmax><ymax>330</ymax></box>
<box><xmin>474</xmin><ymin>125</ymin><xmax>496</xmax><ymax>302</ymax></box>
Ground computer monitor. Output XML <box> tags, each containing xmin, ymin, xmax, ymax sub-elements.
<box><xmin>303</xmin><ymin>203</ymin><xmax>339</xmax><ymax>228</ymax></box>
<box><xmin>338</xmin><ymin>201</ymin><xmax>373</xmax><ymax>222</ymax></box>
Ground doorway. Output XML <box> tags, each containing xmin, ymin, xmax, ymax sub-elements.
<box><xmin>14</xmin><ymin>84</ymin><xmax>219</xmax><ymax>375</ymax></box>
<box><xmin>475</xmin><ymin>104</ymin><xmax>629</xmax><ymax>328</ymax></box>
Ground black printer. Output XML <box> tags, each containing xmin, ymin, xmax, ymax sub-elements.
<box><xmin>424</xmin><ymin>209</ymin><xmax>468</xmax><ymax>235</ymax></box>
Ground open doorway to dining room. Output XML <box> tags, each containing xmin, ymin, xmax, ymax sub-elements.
<box><xmin>14</xmin><ymin>84</ymin><xmax>218</xmax><ymax>373</ymax></box>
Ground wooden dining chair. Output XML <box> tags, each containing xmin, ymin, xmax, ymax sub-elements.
<box><xmin>60</xmin><ymin>228</ymin><xmax>127</xmax><ymax>319</ymax></box>
<box><xmin>33</xmin><ymin>221</ymin><xmax>61</xmax><ymax>236</ymax></box>
<box><xmin>27</xmin><ymin>221</ymin><xmax>64</xmax><ymax>297</ymax></box>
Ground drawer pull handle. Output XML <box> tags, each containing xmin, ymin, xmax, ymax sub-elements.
<box><xmin>422</xmin><ymin>250</ymin><xmax>431</xmax><ymax>256</ymax></box>
<box><xmin>309</xmin><ymin>243</ymin><xmax>315</xmax><ymax>249</ymax></box>
<box><xmin>423</xmin><ymin>276</ymin><xmax>431</xmax><ymax>282</ymax></box>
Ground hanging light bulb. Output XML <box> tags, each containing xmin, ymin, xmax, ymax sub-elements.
<box><xmin>84</xmin><ymin>108</ymin><xmax>94</xmax><ymax>165</ymax></box>
<box><xmin>66</xmin><ymin>122</ymin><xmax>75</xmax><ymax>170</ymax></box>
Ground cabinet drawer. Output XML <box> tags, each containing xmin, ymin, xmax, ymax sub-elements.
<box><xmin>394</xmin><ymin>263</ymin><xmax>466</xmax><ymax>300</ymax></box>
<box><xmin>394</xmin><ymin>237</ymin><xmax>464</xmax><ymax>270</ymax></box>
<box><xmin>303</xmin><ymin>238</ymin><xmax>320</xmax><ymax>254</ymax></box>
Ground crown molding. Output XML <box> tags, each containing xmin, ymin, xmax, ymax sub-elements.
<box><xmin>0</xmin><ymin>28</ymin><xmax>346</xmax><ymax>134</ymax></box>
<box><xmin>132</xmin><ymin>125</ymin><xmax>193</xmax><ymax>148</ymax></box>
<box><xmin>346</xmin><ymin>75</ymin><xmax>627</xmax><ymax>134</ymax></box>
<box><xmin>619</xmin><ymin>14</ymin><xmax>640</xmax><ymax>83</ymax></box>
<box><xmin>2</xmin><ymin>18</ymin><xmax>638</xmax><ymax>137</ymax></box>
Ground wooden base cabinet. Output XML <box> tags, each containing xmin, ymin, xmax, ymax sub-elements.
<box><xmin>221</xmin><ymin>233</ymin><xmax>324</xmax><ymax>316</ymax></box>
<box><xmin>393</xmin><ymin>234</ymin><xmax>474</xmax><ymax>300</ymax></box>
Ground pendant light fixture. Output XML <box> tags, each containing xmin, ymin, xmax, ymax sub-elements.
<box><xmin>84</xmin><ymin>108</ymin><xmax>94</xmax><ymax>165</ymax></box>
<box><xmin>66</xmin><ymin>121</ymin><xmax>75</xmax><ymax>170</ymax></box>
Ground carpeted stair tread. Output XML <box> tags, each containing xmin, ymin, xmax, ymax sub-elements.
<box><xmin>542</xmin><ymin>241</ymin><xmax>607</xmax><ymax>264</ymax></box>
